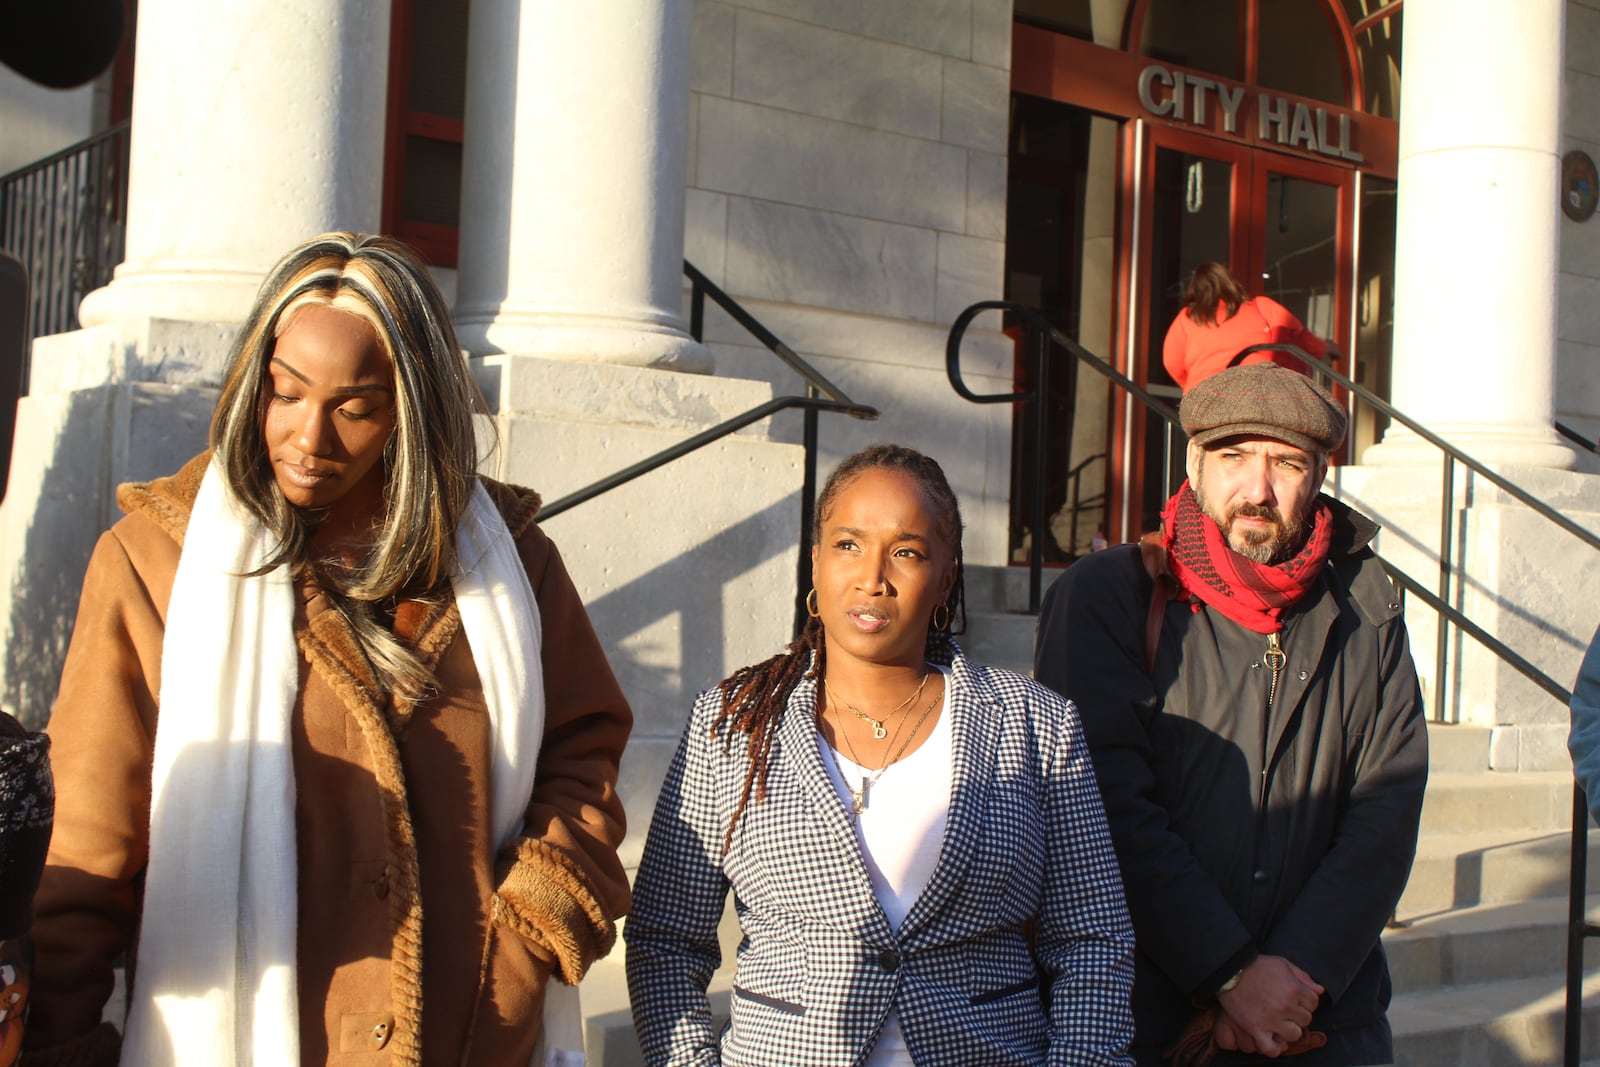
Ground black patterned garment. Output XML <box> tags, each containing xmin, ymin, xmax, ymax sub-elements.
<box><xmin>0</xmin><ymin>713</ymin><xmax>52</xmax><ymax>941</ymax></box>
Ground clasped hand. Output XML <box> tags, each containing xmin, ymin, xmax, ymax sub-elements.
<box><xmin>1213</xmin><ymin>954</ymin><xmax>1323</xmax><ymax>1058</ymax></box>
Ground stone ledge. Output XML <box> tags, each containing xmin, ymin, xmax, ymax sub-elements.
<box><xmin>473</xmin><ymin>353</ymin><xmax>775</xmax><ymax>433</ymax></box>
<box><xmin>29</xmin><ymin>319</ymin><xmax>238</xmax><ymax>395</ymax></box>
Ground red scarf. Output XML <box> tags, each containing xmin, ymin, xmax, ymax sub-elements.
<box><xmin>1160</xmin><ymin>482</ymin><xmax>1333</xmax><ymax>635</ymax></box>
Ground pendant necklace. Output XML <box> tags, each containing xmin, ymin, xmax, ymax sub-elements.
<box><xmin>823</xmin><ymin>672</ymin><xmax>928</xmax><ymax>740</ymax></box>
<box><xmin>823</xmin><ymin>678</ymin><xmax>943</xmax><ymax>818</ymax></box>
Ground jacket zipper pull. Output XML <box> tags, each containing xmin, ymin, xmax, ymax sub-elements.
<box><xmin>1259</xmin><ymin>631</ymin><xmax>1288</xmax><ymax>805</ymax></box>
<box><xmin>1264</xmin><ymin>632</ymin><xmax>1286</xmax><ymax>709</ymax></box>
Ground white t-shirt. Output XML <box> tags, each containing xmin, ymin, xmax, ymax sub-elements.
<box><xmin>817</xmin><ymin>666</ymin><xmax>954</xmax><ymax>1067</ymax></box>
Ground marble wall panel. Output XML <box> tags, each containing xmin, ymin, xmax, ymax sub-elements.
<box><xmin>734</xmin><ymin>0</ymin><xmax>973</xmax><ymax>58</ymax></box>
<box><xmin>1564</xmin><ymin>69</ymin><xmax>1600</xmax><ymax>144</ymax></box>
<box><xmin>1571</xmin><ymin>0</ymin><xmax>1600</xmax><ymax>76</ymax></box>
<box><xmin>685</xmin><ymin>188</ymin><xmax>730</xmax><ymax>285</ymax></box>
<box><xmin>972</xmin><ymin>0</ymin><xmax>1013</xmax><ymax>69</ymax></box>
<box><xmin>941</xmin><ymin>59</ymin><xmax>1009</xmax><ymax>153</ymax></box>
<box><xmin>698</xmin><ymin>296</ymin><xmax>1011</xmax><ymax>380</ymax></box>
<box><xmin>693</xmin><ymin>0</ymin><xmax>736</xmax><ymax>95</ymax></box>
<box><xmin>935</xmin><ymin>233</ymin><xmax>1006</xmax><ymax>327</ymax></box>
<box><xmin>1561</xmin><ymin>196</ymin><xmax>1600</xmax><ymax>281</ymax></box>
<box><xmin>966</xmin><ymin>150</ymin><xmax>1007</xmax><ymax>239</ymax></box>
<box><xmin>698</xmin><ymin>96</ymin><xmax>968</xmax><ymax>231</ymax></box>
<box><xmin>733</xmin><ymin>10</ymin><xmax>942</xmax><ymax>139</ymax></box>
<box><xmin>1560</xmin><ymin>272</ymin><xmax>1600</xmax><ymax>348</ymax></box>
<box><xmin>1557</xmin><ymin>337</ymin><xmax>1600</xmax><ymax>424</ymax></box>
<box><xmin>724</xmin><ymin>197</ymin><xmax>936</xmax><ymax>321</ymax></box>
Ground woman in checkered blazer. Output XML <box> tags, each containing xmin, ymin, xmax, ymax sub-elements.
<box><xmin>626</xmin><ymin>445</ymin><xmax>1134</xmax><ymax>1066</ymax></box>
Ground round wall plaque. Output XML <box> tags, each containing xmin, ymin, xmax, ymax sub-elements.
<box><xmin>1563</xmin><ymin>150</ymin><xmax>1598</xmax><ymax>222</ymax></box>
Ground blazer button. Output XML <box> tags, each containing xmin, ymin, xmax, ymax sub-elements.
<box><xmin>878</xmin><ymin>948</ymin><xmax>900</xmax><ymax>973</ymax></box>
<box><xmin>373</xmin><ymin>867</ymin><xmax>390</xmax><ymax>900</ymax></box>
<box><xmin>369</xmin><ymin>1014</ymin><xmax>394</xmax><ymax>1050</ymax></box>
<box><xmin>1252</xmin><ymin>869</ymin><xmax>1269</xmax><ymax>885</ymax></box>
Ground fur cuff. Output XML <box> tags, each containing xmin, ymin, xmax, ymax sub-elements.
<box><xmin>23</xmin><ymin>1022</ymin><xmax>121</xmax><ymax>1067</ymax></box>
<box><xmin>493</xmin><ymin>838</ymin><xmax>616</xmax><ymax>985</ymax></box>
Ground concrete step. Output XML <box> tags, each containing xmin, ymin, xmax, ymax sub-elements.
<box><xmin>1420</xmin><ymin>772</ymin><xmax>1575</xmax><ymax>836</ymax></box>
<box><xmin>1399</xmin><ymin>826</ymin><xmax>1594</xmax><ymax>914</ymax></box>
<box><xmin>1386</xmin><ymin>895</ymin><xmax>1600</xmax><ymax>995</ymax></box>
<box><xmin>959</xmin><ymin>609</ymin><xmax>1035</xmax><ymax>677</ymax></box>
<box><xmin>581</xmin><ymin>955</ymin><xmax>681</xmax><ymax>1067</ymax></box>
<box><xmin>963</xmin><ymin>563</ymin><xmax>1055</xmax><ymax>615</ymax></box>
<box><xmin>1390</xmin><ymin>968</ymin><xmax>1600</xmax><ymax>1067</ymax></box>
<box><xmin>1429</xmin><ymin>724</ymin><xmax>1494</xmax><ymax>773</ymax></box>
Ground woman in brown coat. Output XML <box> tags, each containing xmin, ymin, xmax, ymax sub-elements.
<box><xmin>25</xmin><ymin>233</ymin><xmax>632</xmax><ymax>1066</ymax></box>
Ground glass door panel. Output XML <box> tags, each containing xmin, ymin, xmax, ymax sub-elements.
<box><xmin>1120</xmin><ymin>129</ymin><xmax>1354</xmax><ymax>537</ymax></box>
<box><xmin>1352</xmin><ymin>174</ymin><xmax>1396</xmax><ymax>460</ymax></box>
<box><xmin>1130</xmin><ymin>131</ymin><xmax>1247</xmax><ymax>531</ymax></box>
<box><xmin>1252</xmin><ymin>152</ymin><xmax>1352</xmax><ymax>426</ymax></box>
<box><xmin>1259</xmin><ymin>172</ymin><xmax>1340</xmax><ymax>365</ymax></box>
<box><xmin>1004</xmin><ymin>96</ymin><xmax>1122</xmax><ymax>562</ymax></box>
<box><xmin>1147</xmin><ymin>148</ymin><xmax>1238</xmax><ymax>389</ymax></box>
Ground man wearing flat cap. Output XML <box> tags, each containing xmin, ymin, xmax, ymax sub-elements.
<box><xmin>1035</xmin><ymin>364</ymin><xmax>1427</xmax><ymax>1066</ymax></box>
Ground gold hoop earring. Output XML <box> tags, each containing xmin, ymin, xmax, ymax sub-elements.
<box><xmin>806</xmin><ymin>588</ymin><xmax>820</xmax><ymax>618</ymax></box>
<box><xmin>932</xmin><ymin>604</ymin><xmax>951</xmax><ymax>631</ymax></box>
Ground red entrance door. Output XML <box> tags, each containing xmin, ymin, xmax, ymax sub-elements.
<box><xmin>1110</xmin><ymin>123</ymin><xmax>1354</xmax><ymax>540</ymax></box>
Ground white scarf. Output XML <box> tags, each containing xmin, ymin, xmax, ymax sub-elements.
<box><xmin>124</xmin><ymin>461</ymin><xmax>578</xmax><ymax>1066</ymax></box>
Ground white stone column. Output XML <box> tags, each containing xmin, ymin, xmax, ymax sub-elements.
<box><xmin>1367</xmin><ymin>0</ymin><xmax>1572</xmax><ymax>468</ymax></box>
<box><xmin>76</xmin><ymin>0</ymin><xmax>391</xmax><ymax>328</ymax></box>
<box><xmin>453</xmin><ymin>0</ymin><xmax>709</xmax><ymax>371</ymax></box>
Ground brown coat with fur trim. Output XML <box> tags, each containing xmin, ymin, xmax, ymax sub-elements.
<box><xmin>26</xmin><ymin>453</ymin><xmax>632</xmax><ymax>1066</ymax></box>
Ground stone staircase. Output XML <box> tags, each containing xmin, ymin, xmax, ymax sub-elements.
<box><xmin>962</xmin><ymin>562</ymin><xmax>1600</xmax><ymax>1067</ymax></box>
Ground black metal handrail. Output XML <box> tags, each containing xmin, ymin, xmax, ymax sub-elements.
<box><xmin>945</xmin><ymin>300</ymin><xmax>1599</xmax><ymax>1064</ymax></box>
<box><xmin>1557</xmin><ymin>419</ymin><xmax>1600</xmax><ymax>455</ymax></box>
<box><xmin>539</xmin><ymin>394</ymin><xmax>871</xmax><ymax>520</ymax></box>
<box><xmin>946</xmin><ymin>299</ymin><xmax>1175</xmax><ymax>611</ymax></box>
<box><xmin>1556</xmin><ymin>419</ymin><xmax>1600</xmax><ymax>1065</ymax></box>
<box><xmin>0</xmin><ymin>121</ymin><xmax>130</xmax><ymax>356</ymax></box>
<box><xmin>541</xmin><ymin>262</ymin><xmax>877</xmax><ymax>634</ymax></box>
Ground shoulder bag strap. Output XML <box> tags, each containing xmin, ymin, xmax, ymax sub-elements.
<box><xmin>1138</xmin><ymin>530</ymin><xmax>1182</xmax><ymax>675</ymax></box>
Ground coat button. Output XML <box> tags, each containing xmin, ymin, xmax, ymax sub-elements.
<box><xmin>1252</xmin><ymin>869</ymin><xmax>1269</xmax><ymax>885</ymax></box>
<box><xmin>373</xmin><ymin>867</ymin><xmax>390</xmax><ymax>899</ymax></box>
<box><xmin>878</xmin><ymin>948</ymin><xmax>900</xmax><ymax>973</ymax></box>
<box><xmin>369</xmin><ymin>1014</ymin><xmax>394</xmax><ymax>1050</ymax></box>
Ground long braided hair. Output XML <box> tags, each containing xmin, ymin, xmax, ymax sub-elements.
<box><xmin>710</xmin><ymin>444</ymin><xmax>967</xmax><ymax>853</ymax></box>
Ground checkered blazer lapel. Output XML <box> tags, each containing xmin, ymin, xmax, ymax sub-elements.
<box><xmin>896</xmin><ymin>650</ymin><xmax>997</xmax><ymax>943</ymax></box>
<box><xmin>776</xmin><ymin>672</ymin><xmax>899</xmax><ymax>939</ymax></box>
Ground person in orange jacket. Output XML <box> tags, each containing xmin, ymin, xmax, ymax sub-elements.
<box><xmin>1162</xmin><ymin>262</ymin><xmax>1330</xmax><ymax>392</ymax></box>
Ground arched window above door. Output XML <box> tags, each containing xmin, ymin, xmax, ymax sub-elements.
<box><xmin>1137</xmin><ymin>0</ymin><xmax>1242</xmax><ymax>82</ymax></box>
<box><xmin>1257</xmin><ymin>1</ymin><xmax>1351</xmax><ymax>106</ymax></box>
<box><xmin>1128</xmin><ymin>0</ymin><xmax>1399</xmax><ymax>112</ymax></box>
<box><xmin>1349</xmin><ymin>1</ymin><xmax>1402</xmax><ymax>120</ymax></box>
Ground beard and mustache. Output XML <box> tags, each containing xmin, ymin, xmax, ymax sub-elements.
<box><xmin>1193</xmin><ymin>468</ymin><xmax>1310</xmax><ymax>565</ymax></box>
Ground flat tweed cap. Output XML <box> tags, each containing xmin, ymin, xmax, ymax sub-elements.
<box><xmin>1180</xmin><ymin>364</ymin><xmax>1347</xmax><ymax>453</ymax></box>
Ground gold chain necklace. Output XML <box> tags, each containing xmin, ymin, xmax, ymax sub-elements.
<box><xmin>823</xmin><ymin>672</ymin><xmax>928</xmax><ymax>740</ymax></box>
<box><xmin>823</xmin><ymin>677</ymin><xmax>944</xmax><ymax>818</ymax></box>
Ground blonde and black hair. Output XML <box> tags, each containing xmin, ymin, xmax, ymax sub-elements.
<box><xmin>211</xmin><ymin>231</ymin><xmax>486</xmax><ymax>700</ymax></box>
<box><xmin>710</xmin><ymin>443</ymin><xmax>966</xmax><ymax>852</ymax></box>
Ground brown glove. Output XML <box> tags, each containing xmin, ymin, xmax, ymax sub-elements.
<box><xmin>1164</xmin><ymin>1003</ymin><xmax>1329</xmax><ymax>1066</ymax></box>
